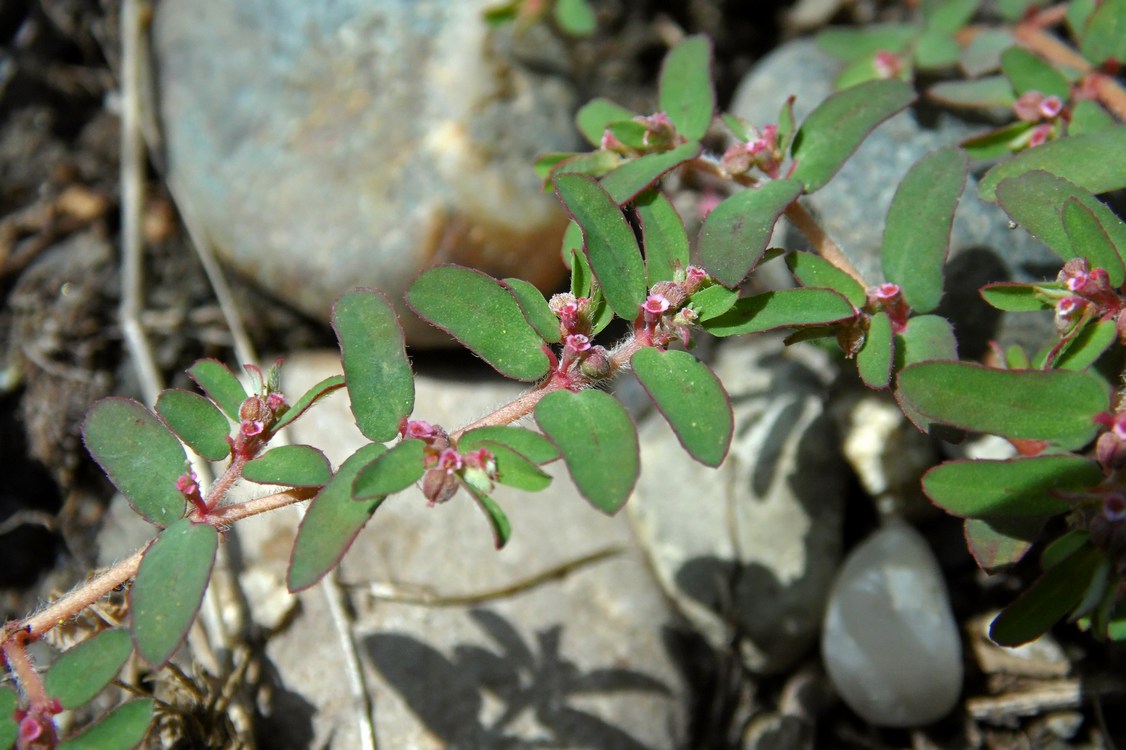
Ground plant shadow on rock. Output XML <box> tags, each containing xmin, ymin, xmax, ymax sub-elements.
<box><xmin>365</xmin><ymin>608</ymin><xmax>671</xmax><ymax>750</ymax></box>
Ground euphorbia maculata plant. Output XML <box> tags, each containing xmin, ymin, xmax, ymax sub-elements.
<box><xmin>3</xmin><ymin>1</ymin><xmax>1126</xmax><ymax>745</ymax></box>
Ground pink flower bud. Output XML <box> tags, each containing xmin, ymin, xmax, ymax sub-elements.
<box><xmin>579</xmin><ymin>346</ymin><xmax>612</xmax><ymax>380</ymax></box>
<box><xmin>421</xmin><ymin>468</ymin><xmax>459</xmax><ymax>505</ymax></box>
<box><xmin>1039</xmin><ymin>95</ymin><xmax>1063</xmax><ymax>118</ymax></box>
<box><xmin>642</xmin><ymin>294</ymin><xmax>671</xmax><ymax>315</ymax></box>
<box><xmin>873</xmin><ymin>50</ymin><xmax>902</xmax><ymax>79</ymax></box>
<box><xmin>403</xmin><ymin>420</ymin><xmax>438</xmax><ymax>440</ymax></box>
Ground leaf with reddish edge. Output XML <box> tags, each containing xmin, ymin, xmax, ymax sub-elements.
<box><xmin>857</xmin><ymin>311</ymin><xmax>893</xmax><ymax>389</ymax></box>
<box><xmin>896</xmin><ymin>362</ymin><xmax>1109</xmax><ymax>446</ymax></box>
<box><xmin>155</xmin><ymin>389</ymin><xmax>231</xmax><ymax>461</ymax></box>
<box><xmin>131</xmin><ymin>518</ymin><xmax>218</xmax><ymax>666</ymax></box>
<box><xmin>406</xmin><ymin>266</ymin><xmax>550</xmax><ymax>382</ymax></box>
<box><xmin>45</xmin><ymin>629</ymin><xmax>133</xmax><ymax>710</ymax></box>
<box><xmin>703</xmin><ymin>288</ymin><xmax>856</xmax><ymax>337</ymax></box>
<box><xmin>631</xmin><ymin>348</ymin><xmax>732</xmax><ymax>467</ymax></box>
<box><xmin>1079</xmin><ymin>0</ymin><xmax>1126</xmax><ymax>66</ymax></box>
<box><xmin>1000</xmin><ymin>46</ymin><xmax>1070</xmax><ymax>99</ymax></box>
<box><xmin>554</xmin><ymin>173</ymin><xmax>647</xmax><ymax>321</ymax></box>
<box><xmin>881</xmin><ymin>146</ymin><xmax>968</xmax><ymax>313</ymax></box>
<box><xmin>979</xmin><ymin>127</ymin><xmax>1126</xmax><ymax>201</ymax></box>
<box><xmin>243</xmin><ymin>444</ymin><xmax>332</xmax><ymax>488</ymax></box>
<box><xmin>961</xmin><ymin>121</ymin><xmax>1035</xmax><ymax>161</ymax></box>
<box><xmin>964</xmin><ymin>517</ymin><xmax>1043</xmax><ymax>572</ymax></box>
<box><xmin>457</xmin><ymin>426</ymin><xmax>559</xmax><ymax>465</ymax></box>
<box><xmin>1062</xmin><ymin>198</ymin><xmax>1125</xmax><ymax>286</ymax></box>
<box><xmin>696</xmin><ymin>179</ymin><xmax>802</xmax><ymax>288</ymax></box>
<box><xmin>273</xmin><ymin>375</ymin><xmax>345</xmax><ymax>432</ymax></box>
<box><xmin>547</xmin><ymin>150</ymin><xmax>622</xmax><ymax>188</ymax></box>
<box><xmin>923</xmin><ymin>455</ymin><xmax>1100</xmax><ymax>518</ymax></box>
<box><xmin>462</xmin><ymin>482</ymin><xmax>512</xmax><ymax>549</ymax></box>
<box><xmin>786</xmin><ymin>251</ymin><xmax>866</xmax><ymax>307</ymax></box>
<box><xmin>187</xmin><ymin>359</ymin><xmax>246</xmax><ymax>422</ymax></box>
<box><xmin>600</xmin><ymin>141</ymin><xmax>704</xmax><ymax>204</ymax></box>
<box><xmin>816</xmin><ymin>24</ymin><xmax>916</xmax><ymax>62</ymax></box>
<box><xmin>1069</xmin><ymin>100</ymin><xmax>1115</xmax><ymax>137</ymax></box>
<box><xmin>1055</xmin><ymin>319</ymin><xmax>1117</xmax><ymax>371</ymax></box>
<box><xmin>990</xmin><ymin>538</ymin><xmax>1103</xmax><ymax>646</ymax></box>
<box><xmin>59</xmin><ymin>698</ymin><xmax>154</xmax><ymax>750</ymax></box>
<box><xmin>503</xmin><ymin>278</ymin><xmax>562</xmax><ymax>344</ymax></box>
<box><xmin>535</xmin><ymin>389</ymin><xmax>639</xmax><ymax>515</ymax></box>
<box><xmin>980</xmin><ymin>282</ymin><xmax>1058</xmax><ymax>312</ymax></box>
<box><xmin>332</xmin><ymin>289</ymin><xmax>414</xmax><ymax>442</ymax></box>
<box><xmin>288</xmin><ymin>443</ymin><xmax>387</xmax><ymax>592</ymax></box>
<box><xmin>636</xmin><ymin>189</ymin><xmax>689</xmax><ymax>285</ymax></box>
<box><xmin>927</xmin><ymin>77</ymin><xmax>1016</xmax><ymax>109</ymax></box>
<box><xmin>575</xmin><ymin>97</ymin><xmax>636</xmax><ymax>148</ymax></box>
<box><xmin>658</xmin><ymin>35</ymin><xmax>715</xmax><ymax>141</ymax></box>
<box><xmin>791</xmin><ymin>79</ymin><xmax>916</xmax><ymax>192</ymax></box>
<box><xmin>352</xmin><ymin>439</ymin><xmax>426</xmax><ymax>500</ymax></box>
<box><xmin>688</xmin><ymin>284</ymin><xmax>738</xmax><ymax>322</ymax></box>
<box><xmin>897</xmin><ymin>316</ymin><xmax>958</xmax><ymax>366</ymax></box>
<box><xmin>83</xmin><ymin>398</ymin><xmax>188</xmax><ymax>528</ymax></box>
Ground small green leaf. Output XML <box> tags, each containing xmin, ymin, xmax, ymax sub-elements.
<box><xmin>463</xmin><ymin>483</ymin><xmax>512</xmax><ymax>549</ymax></box>
<box><xmin>857</xmin><ymin>311</ymin><xmax>894</xmax><ymax>388</ymax></box>
<box><xmin>187</xmin><ymin>360</ymin><xmax>247</xmax><ymax>421</ymax></box>
<box><xmin>687</xmin><ymin>284</ymin><xmax>739</xmax><ymax>322</ymax></box>
<box><xmin>636</xmin><ymin>189</ymin><xmax>689</xmax><ymax>285</ymax></box>
<box><xmin>816</xmin><ymin>24</ymin><xmax>916</xmax><ymax>62</ymax></box>
<box><xmin>83</xmin><ymin>398</ymin><xmax>188</xmax><ymax>527</ymax></box>
<box><xmin>961</xmin><ymin>28</ymin><xmax>1015</xmax><ymax>76</ymax></box>
<box><xmin>704</xmin><ymin>288</ymin><xmax>856</xmax><ymax>337</ymax></box>
<box><xmin>606</xmin><ymin>120</ymin><xmax>650</xmax><ymax>149</ymax></box>
<box><xmin>45</xmin><ymin>629</ymin><xmax>133</xmax><ymax>710</ymax></box>
<box><xmin>600</xmin><ymin>141</ymin><xmax>704</xmax><ymax>204</ymax></box>
<box><xmin>961</xmin><ymin>121</ymin><xmax>1036</xmax><ymax>161</ymax></box>
<box><xmin>575</xmin><ymin>98</ymin><xmax>637</xmax><ymax>148</ymax></box>
<box><xmin>896</xmin><ymin>362</ymin><xmax>1109</xmax><ymax>445</ymax></box>
<box><xmin>407</xmin><ymin>266</ymin><xmax>551</xmax><ymax>381</ymax></box>
<box><xmin>914</xmin><ymin>29</ymin><xmax>962</xmax><ymax>70</ymax></box>
<box><xmin>791</xmin><ymin>79</ymin><xmax>916</xmax><ymax>192</ymax></box>
<box><xmin>927</xmin><ymin>77</ymin><xmax>1017</xmax><ymax>109</ymax></box>
<box><xmin>631</xmin><ymin>348</ymin><xmax>732</xmax><ymax>467</ymax></box>
<box><xmin>1000</xmin><ymin>46</ymin><xmax>1070</xmax><ymax>99</ymax></box>
<box><xmin>243</xmin><ymin>444</ymin><xmax>332</xmax><ymax>488</ymax></box>
<box><xmin>990</xmin><ymin>539</ymin><xmax>1103</xmax><ymax>646</ymax></box>
<box><xmin>923</xmin><ymin>0</ymin><xmax>981</xmax><ymax>32</ymax></box>
<box><xmin>547</xmin><ymin>150</ymin><xmax>623</xmax><ymax>187</ymax></box>
<box><xmin>1056</xmin><ymin>319</ymin><xmax>1117</xmax><ymax>371</ymax></box>
<box><xmin>696</xmin><ymin>179</ymin><xmax>802</xmax><ymax>288</ymax></box>
<box><xmin>895</xmin><ymin>314</ymin><xmax>958</xmax><ymax>367</ymax></box>
<box><xmin>534</xmin><ymin>152</ymin><xmax>575</xmax><ymax>183</ymax></box>
<box><xmin>131</xmin><ymin>519</ymin><xmax>218</xmax><ymax>666</ymax></box>
<box><xmin>554</xmin><ymin>173</ymin><xmax>647</xmax><ymax>320</ymax></box>
<box><xmin>535</xmin><ymin>389</ymin><xmax>639</xmax><ymax>514</ymax></box>
<box><xmin>964</xmin><ymin>516</ymin><xmax>1042</xmax><ymax>571</ymax></box>
<box><xmin>457</xmin><ymin>426</ymin><xmax>560</xmax><ymax>464</ymax></box>
<box><xmin>658</xmin><ymin>35</ymin><xmax>715</xmax><ymax>141</ymax></box>
<box><xmin>923</xmin><ymin>455</ymin><xmax>1099</xmax><ymax>518</ymax></box>
<box><xmin>881</xmin><ymin>146</ymin><xmax>967</xmax><ymax>312</ymax></box>
<box><xmin>979</xmin><ymin>127</ymin><xmax>1126</xmax><ymax>201</ymax></box>
<box><xmin>979</xmin><ymin>282</ymin><xmax>1058</xmax><ymax>312</ymax></box>
<box><xmin>155</xmin><ymin>389</ymin><xmax>231</xmax><ymax>461</ymax></box>
<box><xmin>480</xmin><ymin>442</ymin><xmax>552</xmax><ymax>491</ymax></box>
<box><xmin>997</xmin><ymin>0</ymin><xmax>1045</xmax><ymax>21</ymax></box>
<box><xmin>1069</xmin><ymin>100</ymin><xmax>1115</xmax><ymax>136</ymax></box>
<box><xmin>553</xmin><ymin>0</ymin><xmax>596</xmax><ymax>36</ymax></box>
<box><xmin>776</xmin><ymin>95</ymin><xmax>798</xmax><ymax>155</ymax></box>
<box><xmin>503</xmin><ymin>278</ymin><xmax>562</xmax><ymax>344</ymax></box>
<box><xmin>1063</xmin><ymin>198</ymin><xmax>1124</xmax><ymax>285</ymax></box>
<box><xmin>59</xmin><ymin>699</ymin><xmax>154</xmax><ymax>750</ymax></box>
<box><xmin>1079</xmin><ymin>0</ymin><xmax>1126</xmax><ymax>66</ymax></box>
<box><xmin>1067</xmin><ymin>0</ymin><xmax>1099</xmax><ymax>36</ymax></box>
<box><xmin>786</xmin><ymin>251</ymin><xmax>867</xmax><ymax>307</ymax></box>
<box><xmin>288</xmin><ymin>443</ymin><xmax>387</xmax><ymax>592</ymax></box>
<box><xmin>273</xmin><ymin>375</ymin><xmax>346</xmax><ymax>432</ymax></box>
<box><xmin>352</xmin><ymin>439</ymin><xmax>426</xmax><ymax>500</ymax></box>
<box><xmin>332</xmin><ymin>289</ymin><xmax>414</xmax><ymax>441</ymax></box>
<box><xmin>0</xmin><ymin>687</ymin><xmax>17</xmax><ymax>748</ymax></box>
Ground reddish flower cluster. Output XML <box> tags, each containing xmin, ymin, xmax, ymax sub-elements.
<box><xmin>401</xmin><ymin>419</ymin><xmax>497</xmax><ymax>505</ymax></box>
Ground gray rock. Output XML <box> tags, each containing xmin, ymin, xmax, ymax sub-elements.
<box><xmin>821</xmin><ymin>520</ymin><xmax>963</xmax><ymax>727</ymax></box>
<box><xmin>730</xmin><ymin>38</ymin><xmax>1059</xmax><ymax>355</ymax></box>
<box><xmin>629</xmin><ymin>336</ymin><xmax>845</xmax><ymax>675</ymax></box>
<box><xmin>153</xmin><ymin>1</ymin><xmax>578</xmax><ymax>343</ymax></box>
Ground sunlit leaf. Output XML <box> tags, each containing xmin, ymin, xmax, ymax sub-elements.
<box><xmin>636</xmin><ymin>189</ymin><xmax>689</xmax><ymax>285</ymax></box>
<box><xmin>462</xmin><ymin>483</ymin><xmax>512</xmax><ymax>549</ymax></box>
<box><xmin>606</xmin><ymin>120</ymin><xmax>649</xmax><ymax>149</ymax></box>
<box><xmin>979</xmin><ymin>127</ymin><xmax>1126</xmax><ymax>201</ymax></box>
<box><xmin>1056</xmin><ymin>319</ymin><xmax>1117</xmax><ymax>371</ymax></box>
<box><xmin>658</xmin><ymin>35</ymin><xmax>715</xmax><ymax>141</ymax></box>
<box><xmin>352</xmin><ymin>439</ymin><xmax>426</xmax><ymax>500</ymax></box>
<box><xmin>288</xmin><ymin>443</ymin><xmax>387</xmax><ymax>592</ymax></box>
<box><xmin>704</xmin><ymin>288</ymin><xmax>856</xmax><ymax>336</ymax></box>
<box><xmin>83</xmin><ymin>398</ymin><xmax>187</xmax><ymax>528</ymax></box>
<box><xmin>979</xmin><ymin>282</ymin><xmax>1058</xmax><ymax>312</ymax></box>
<box><xmin>857</xmin><ymin>311</ymin><xmax>893</xmax><ymax>388</ymax></box>
<box><xmin>786</xmin><ymin>251</ymin><xmax>867</xmax><ymax>307</ymax></box>
<box><xmin>332</xmin><ymin>289</ymin><xmax>414</xmax><ymax>441</ymax></box>
<box><xmin>687</xmin><ymin>284</ymin><xmax>739</xmax><ymax>322</ymax></box>
<box><xmin>45</xmin><ymin>629</ymin><xmax>133</xmax><ymax>710</ymax></box>
<box><xmin>187</xmin><ymin>360</ymin><xmax>246</xmax><ymax>421</ymax></box>
<box><xmin>964</xmin><ymin>517</ymin><xmax>1043</xmax><ymax>571</ymax></box>
<box><xmin>927</xmin><ymin>77</ymin><xmax>1016</xmax><ymax>109</ymax></box>
<box><xmin>503</xmin><ymin>278</ymin><xmax>562</xmax><ymax>344</ymax></box>
<box><xmin>155</xmin><ymin>389</ymin><xmax>230</xmax><ymax>461</ymax></box>
<box><xmin>131</xmin><ymin>519</ymin><xmax>218</xmax><ymax>666</ymax></box>
<box><xmin>914</xmin><ymin>29</ymin><xmax>962</xmax><ymax>70</ymax></box>
<box><xmin>243</xmin><ymin>444</ymin><xmax>332</xmax><ymax>488</ymax></box>
<box><xmin>407</xmin><ymin>266</ymin><xmax>550</xmax><ymax>381</ymax></box>
<box><xmin>791</xmin><ymin>79</ymin><xmax>916</xmax><ymax>192</ymax></box>
<box><xmin>961</xmin><ymin>121</ymin><xmax>1035</xmax><ymax>160</ymax></box>
<box><xmin>1079</xmin><ymin>0</ymin><xmax>1126</xmax><ymax>66</ymax></box>
<box><xmin>696</xmin><ymin>179</ymin><xmax>802</xmax><ymax>287</ymax></box>
<box><xmin>881</xmin><ymin>146</ymin><xmax>967</xmax><ymax>312</ymax></box>
<box><xmin>1000</xmin><ymin>46</ymin><xmax>1070</xmax><ymax>99</ymax></box>
<box><xmin>923</xmin><ymin>455</ymin><xmax>1099</xmax><ymax>518</ymax></box>
<box><xmin>457</xmin><ymin>426</ymin><xmax>559</xmax><ymax>464</ymax></box>
<box><xmin>895</xmin><ymin>314</ymin><xmax>958</xmax><ymax>368</ymax></box>
<box><xmin>575</xmin><ymin>98</ymin><xmax>637</xmax><ymax>148</ymax></box>
<box><xmin>1063</xmin><ymin>198</ymin><xmax>1124</xmax><ymax>286</ymax></box>
<box><xmin>816</xmin><ymin>24</ymin><xmax>916</xmax><ymax>61</ymax></box>
<box><xmin>535</xmin><ymin>389</ymin><xmax>638</xmax><ymax>514</ymax></box>
<box><xmin>554</xmin><ymin>0</ymin><xmax>596</xmax><ymax>36</ymax></box>
<box><xmin>273</xmin><ymin>375</ymin><xmax>346</xmax><ymax>432</ymax></box>
<box><xmin>547</xmin><ymin>150</ymin><xmax>623</xmax><ymax>188</ymax></box>
<box><xmin>59</xmin><ymin>699</ymin><xmax>154</xmax><ymax>750</ymax></box>
<box><xmin>632</xmin><ymin>348</ymin><xmax>732</xmax><ymax>467</ymax></box>
<box><xmin>479</xmin><ymin>442</ymin><xmax>552</xmax><ymax>491</ymax></box>
<box><xmin>600</xmin><ymin>141</ymin><xmax>703</xmax><ymax>204</ymax></box>
<box><xmin>960</xmin><ymin>28</ymin><xmax>1015</xmax><ymax>76</ymax></box>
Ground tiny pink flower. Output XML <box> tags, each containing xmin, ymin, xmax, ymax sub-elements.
<box><xmin>437</xmin><ymin>448</ymin><xmax>463</xmax><ymax>473</ymax></box>
<box><xmin>873</xmin><ymin>283</ymin><xmax>901</xmax><ymax>301</ymax></box>
<box><xmin>240</xmin><ymin>419</ymin><xmax>265</xmax><ymax>437</ymax></box>
<box><xmin>642</xmin><ymin>294</ymin><xmax>671</xmax><ymax>316</ymax></box>
<box><xmin>600</xmin><ymin>130</ymin><xmax>624</xmax><ymax>152</ymax></box>
<box><xmin>266</xmin><ymin>392</ymin><xmax>286</xmax><ymax>412</ymax></box>
<box><xmin>873</xmin><ymin>50</ymin><xmax>902</xmax><ymax>79</ymax></box>
<box><xmin>403</xmin><ymin>420</ymin><xmax>438</xmax><ymax>440</ymax></box>
<box><xmin>565</xmin><ymin>333</ymin><xmax>591</xmax><ymax>353</ymax></box>
<box><xmin>1039</xmin><ymin>95</ymin><xmax>1063</xmax><ymax>119</ymax></box>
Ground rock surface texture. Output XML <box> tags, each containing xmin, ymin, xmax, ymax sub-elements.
<box><xmin>152</xmin><ymin>1</ymin><xmax>577</xmax><ymax>342</ymax></box>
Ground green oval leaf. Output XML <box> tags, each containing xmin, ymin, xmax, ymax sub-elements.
<box><xmin>881</xmin><ymin>146</ymin><xmax>968</xmax><ymax>312</ymax></box>
<box><xmin>896</xmin><ymin>362</ymin><xmax>1109</xmax><ymax>445</ymax></box>
<box><xmin>1000</xmin><ymin>46</ymin><xmax>1070</xmax><ymax>99</ymax></box>
<box><xmin>187</xmin><ymin>360</ymin><xmax>247</xmax><ymax>422</ymax></box>
<box><xmin>786</xmin><ymin>251</ymin><xmax>867</xmax><ymax>307</ymax></box>
<box><xmin>0</xmin><ymin>688</ymin><xmax>18</xmax><ymax>748</ymax></box>
<box><xmin>979</xmin><ymin>282</ymin><xmax>1057</xmax><ymax>312</ymax></box>
<box><xmin>687</xmin><ymin>284</ymin><xmax>739</xmax><ymax>322</ymax></box>
<box><xmin>924</xmin><ymin>0</ymin><xmax>981</xmax><ymax>33</ymax></box>
<box><xmin>554</xmin><ymin>0</ymin><xmax>596</xmax><ymax>36</ymax></box>
<box><xmin>964</xmin><ymin>516</ymin><xmax>1043</xmax><ymax>572</ymax></box>
<box><xmin>1079</xmin><ymin>0</ymin><xmax>1126</xmax><ymax>66</ymax></box>
<box><xmin>274</xmin><ymin>375</ymin><xmax>346</xmax><ymax>432</ymax></box>
<box><xmin>554</xmin><ymin>173</ymin><xmax>647</xmax><ymax>320</ymax></box>
<box><xmin>636</xmin><ymin>189</ymin><xmax>689</xmax><ymax>285</ymax></box>
<box><xmin>575</xmin><ymin>97</ymin><xmax>637</xmax><ymax>148</ymax></box>
<box><xmin>155</xmin><ymin>389</ymin><xmax>231</xmax><ymax>461</ymax></box>
<box><xmin>352</xmin><ymin>439</ymin><xmax>426</xmax><ymax>500</ymax></box>
<box><xmin>548</xmin><ymin>150</ymin><xmax>624</xmax><ymax>187</ymax></box>
<box><xmin>914</xmin><ymin>29</ymin><xmax>962</xmax><ymax>70</ymax></box>
<box><xmin>696</xmin><ymin>179</ymin><xmax>802</xmax><ymax>288</ymax></box>
<box><xmin>1056</xmin><ymin>319</ymin><xmax>1117</xmax><ymax>371</ymax></box>
<box><xmin>1069</xmin><ymin>99</ymin><xmax>1116</xmax><ymax>137</ymax></box>
<box><xmin>923</xmin><ymin>455</ymin><xmax>1100</xmax><ymax>518</ymax></box>
<box><xmin>704</xmin><ymin>288</ymin><xmax>856</xmax><ymax>337</ymax></box>
<box><xmin>1063</xmin><ymin>197</ymin><xmax>1125</xmax><ymax>286</ymax></box>
<box><xmin>535</xmin><ymin>389</ymin><xmax>639</xmax><ymax>514</ymax></box>
<box><xmin>857</xmin><ymin>311</ymin><xmax>894</xmax><ymax>389</ymax></box>
<box><xmin>333</xmin><ymin>289</ymin><xmax>414</xmax><ymax>441</ymax></box>
<box><xmin>503</xmin><ymin>278</ymin><xmax>562</xmax><ymax>344</ymax></box>
<box><xmin>45</xmin><ymin>629</ymin><xmax>133</xmax><ymax>710</ymax></box>
<box><xmin>406</xmin><ymin>266</ymin><xmax>550</xmax><ymax>381</ymax></box>
<box><xmin>288</xmin><ymin>443</ymin><xmax>387</xmax><ymax>592</ymax></box>
<box><xmin>658</xmin><ymin>35</ymin><xmax>715</xmax><ymax>141</ymax></box>
<box><xmin>243</xmin><ymin>444</ymin><xmax>332</xmax><ymax>488</ymax></box>
<box><xmin>980</xmin><ymin>127</ymin><xmax>1126</xmax><ymax>201</ymax></box>
<box><xmin>816</xmin><ymin>24</ymin><xmax>917</xmax><ymax>61</ymax></box>
<box><xmin>791</xmin><ymin>79</ymin><xmax>916</xmax><ymax>192</ymax></box>
<box><xmin>480</xmin><ymin>442</ymin><xmax>552</xmax><ymax>492</ymax></box>
<box><xmin>131</xmin><ymin>519</ymin><xmax>218</xmax><ymax>666</ymax></box>
<box><xmin>895</xmin><ymin>314</ymin><xmax>958</xmax><ymax>367</ymax></box>
<box><xmin>631</xmin><ymin>348</ymin><xmax>732</xmax><ymax>467</ymax></box>
<box><xmin>59</xmin><ymin>699</ymin><xmax>154</xmax><ymax>750</ymax></box>
<box><xmin>927</xmin><ymin>76</ymin><xmax>1016</xmax><ymax>109</ymax></box>
<box><xmin>83</xmin><ymin>398</ymin><xmax>188</xmax><ymax>528</ymax></box>
<box><xmin>600</xmin><ymin>141</ymin><xmax>704</xmax><ymax>205</ymax></box>
<box><xmin>462</xmin><ymin>483</ymin><xmax>512</xmax><ymax>550</ymax></box>
<box><xmin>457</xmin><ymin>426</ymin><xmax>560</xmax><ymax>465</ymax></box>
